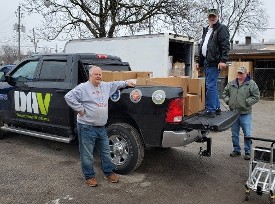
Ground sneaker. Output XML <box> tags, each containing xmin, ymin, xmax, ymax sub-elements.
<box><xmin>105</xmin><ymin>173</ymin><xmax>119</xmax><ymax>183</ymax></box>
<box><xmin>244</xmin><ymin>154</ymin><xmax>250</xmax><ymax>160</ymax></box>
<box><xmin>199</xmin><ymin>110</ymin><xmax>215</xmax><ymax>118</ymax></box>
<box><xmin>215</xmin><ymin>108</ymin><xmax>221</xmax><ymax>115</ymax></box>
<box><xmin>85</xmin><ymin>178</ymin><xmax>97</xmax><ymax>187</ymax></box>
<box><xmin>230</xmin><ymin>151</ymin><xmax>241</xmax><ymax>157</ymax></box>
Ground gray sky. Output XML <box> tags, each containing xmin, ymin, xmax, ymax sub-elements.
<box><xmin>0</xmin><ymin>0</ymin><xmax>66</xmax><ymax>53</ymax></box>
<box><xmin>0</xmin><ymin>0</ymin><xmax>274</xmax><ymax>54</ymax></box>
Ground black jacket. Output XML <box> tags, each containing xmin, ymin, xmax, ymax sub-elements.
<box><xmin>198</xmin><ymin>21</ymin><xmax>230</xmax><ymax>67</ymax></box>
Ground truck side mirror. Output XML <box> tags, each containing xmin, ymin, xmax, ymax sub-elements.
<box><xmin>5</xmin><ymin>75</ymin><xmax>10</xmax><ymax>82</ymax></box>
<box><xmin>5</xmin><ymin>75</ymin><xmax>16</xmax><ymax>86</ymax></box>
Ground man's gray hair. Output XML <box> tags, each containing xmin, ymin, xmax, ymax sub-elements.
<box><xmin>89</xmin><ymin>65</ymin><xmax>101</xmax><ymax>75</ymax></box>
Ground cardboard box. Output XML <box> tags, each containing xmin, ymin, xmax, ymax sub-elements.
<box><xmin>150</xmin><ymin>77</ymin><xmax>189</xmax><ymax>97</ymax></box>
<box><xmin>136</xmin><ymin>71</ymin><xmax>153</xmax><ymax>79</ymax></box>
<box><xmin>136</xmin><ymin>77</ymin><xmax>147</xmax><ymax>86</ymax></box>
<box><xmin>220</xmin><ymin>66</ymin><xmax>228</xmax><ymax>77</ymax></box>
<box><xmin>198</xmin><ymin>93</ymin><xmax>205</xmax><ymax>111</ymax></box>
<box><xmin>102</xmin><ymin>71</ymin><xmax>137</xmax><ymax>81</ymax></box>
<box><xmin>192</xmin><ymin>67</ymin><xmax>199</xmax><ymax>78</ymax></box>
<box><xmin>170</xmin><ymin>68</ymin><xmax>184</xmax><ymax>76</ymax></box>
<box><xmin>173</xmin><ymin>62</ymin><xmax>185</xmax><ymax>70</ymax></box>
<box><xmin>228</xmin><ymin>61</ymin><xmax>253</xmax><ymax>82</ymax></box>
<box><xmin>184</xmin><ymin>94</ymin><xmax>199</xmax><ymax>116</ymax></box>
<box><xmin>146</xmin><ymin>79</ymin><xmax>168</xmax><ymax>86</ymax></box>
<box><xmin>170</xmin><ymin>62</ymin><xmax>185</xmax><ymax>76</ymax></box>
<box><xmin>188</xmin><ymin>78</ymin><xmax>205</xmax><ymax>95</ymax></box>
<box><xmin>188</xmin><ymin>78</ymin><xmax>205</xmax><ymax>111</ymax></box>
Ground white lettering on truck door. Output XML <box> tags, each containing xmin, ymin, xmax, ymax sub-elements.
<box><xmin>14</xmin><ymin>91</ymin><xmax>50</xmax><ymax>115</ymax></box>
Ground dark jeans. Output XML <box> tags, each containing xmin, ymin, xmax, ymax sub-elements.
<box><xmin>77</xmin><ymin>122</ymin><xmax>115</xmax><ymax>180</ymax></box>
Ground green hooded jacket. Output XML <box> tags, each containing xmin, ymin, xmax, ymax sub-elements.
<box><xmin>222</xmin><ymin>76</ymin><xmax>260</xmax><ymax>114</ymax></box>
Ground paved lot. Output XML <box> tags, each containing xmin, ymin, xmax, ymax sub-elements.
<box><xmin>0</xmin><ymin>100</ymin><xmax>274</xmax><ymax>204</ymax></box>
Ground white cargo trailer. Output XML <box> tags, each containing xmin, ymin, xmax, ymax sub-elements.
<box><xmin>64</xmin><ymin>33</ymin><xmax>195</xmax><ymax>77</ymax></box>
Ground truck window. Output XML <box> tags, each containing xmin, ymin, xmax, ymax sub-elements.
<box><xmin>11</xmin><ymin>61</ymin><xmax>39</xmax><ymax>81</ymax></box>
<box><xmin>39</xmin><ymin>60</ymin><xmax>66</xmax><ymax>82</ymax></box>
<box><xmin>78</xmin><ymin>63</ymin><xmax>89</xmax><ymax>83</ymax></box>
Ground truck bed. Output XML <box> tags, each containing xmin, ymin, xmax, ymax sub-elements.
<box><xmin>181</xmin><ymin>111</ymin><xmax>239</xmax><ymax>132</ymax></box>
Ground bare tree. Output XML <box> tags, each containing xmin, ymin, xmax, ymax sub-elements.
<box><xmin>0</xmin><ymin>45</ymin><xmax>18</xmax><ymax>64</ymax></box>
<box><xmin>197</xmin><ymin>0</ymin><xmax>268</xmax><ymax>42</ymax></box>
<box><xmin>151</xmin><ymin>0</ymin><xmax>207</xmax><ymax>40</ymax></box>
<box><xmin>22</xmin><ymin>0</ymin><xmax>267</xmax><ymax>43</ymax></box>
<box><xmin>22</xmin><ymin>0</ymin><xmax>189</xmax><ymax>40</ymax></box>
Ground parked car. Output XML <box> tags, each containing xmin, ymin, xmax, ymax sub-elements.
<box><xmin>0</xmin><ymin>64</ymin><xmax>16</xmax><ymax>81</ymax></box>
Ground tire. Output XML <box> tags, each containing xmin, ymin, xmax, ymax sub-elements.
<box><xmin>107</xmin><ymin>123</ymin><xmax>144</xmax><ymax>175</ymax></box>
<box><xmin>0</xmin><ymin>121</ymin><xmax>4</xmax><ymax>139</ymax></box>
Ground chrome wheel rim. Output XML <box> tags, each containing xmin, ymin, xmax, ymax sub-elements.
<box><xmin>109</xmin><ymin>134</ymin><xmax>129</xmax><ymax>166</ymax></box>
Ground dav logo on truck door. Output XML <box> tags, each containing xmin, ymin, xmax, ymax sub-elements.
<box><xmin>14</xmin><ymin>91</ymin><xmax>52</xmax><ymax>115</ymax></box>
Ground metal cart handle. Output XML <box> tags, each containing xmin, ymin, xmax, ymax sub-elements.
<box><xmin>245</xmin><ymin>136</ymin><xmax>275</xmax><ymax>145</ymax></box>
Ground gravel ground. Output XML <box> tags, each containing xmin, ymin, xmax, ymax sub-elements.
<box><xmin>0</xmin><ymin>99</ymin><xmax>274</xmax><ymax>204</ymax></box>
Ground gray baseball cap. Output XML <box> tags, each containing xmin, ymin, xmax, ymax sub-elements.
<box><xmin>207</xmin><ymin>8</ymin><xmax>219</xmax><ymax>16</ymax></box>
<box><xmin>237</xmin><ymin>67</ymin><xmax>247</xmax><ymax>74</ymax></box>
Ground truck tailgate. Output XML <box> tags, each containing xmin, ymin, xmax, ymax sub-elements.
<box><xmin>181</xmin><ymin>111</ymin><xmax>240</xmax><ymax>132</ymax></box>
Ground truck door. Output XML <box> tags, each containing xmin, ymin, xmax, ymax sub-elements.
<box><xmin>2</xmin><ymin>59</ymin><xmax>41</xmax><ymax>130</ymax></box>
<box><xmin>30</xmin><ymin>56</ymin><xmax>74</xmax><ymax>137</ymax></box>
<box><xmin>4</xmin><ymin>56</ymin><xmax>74</xmax><ymax>138</ymax></box>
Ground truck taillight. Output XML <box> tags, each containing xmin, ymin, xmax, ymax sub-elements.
<box><xmin>165</xmin><ymin>98</ymin><xmax>183</xmax><ymax>123</ymax></box>
<box><xmin>96</xmin><ymin>54</ymin><xmax>108</xmax><ymax>59</ymax></box>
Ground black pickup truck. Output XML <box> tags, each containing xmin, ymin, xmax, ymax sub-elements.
<box><xmin>0</xmin><ymin>53</ymin><xmax>238</xmax><ymax>174</ymax></box>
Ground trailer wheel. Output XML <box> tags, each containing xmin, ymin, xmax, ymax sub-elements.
<box><xmin>269</xmin><ymin>191</ymin><xmax>274</xmax><ymax>204</ymax></box>
<box><xmin>245</xmin><ymin>191</ymin><xmax>250</xmax><ymax>201</ymax></box>
<box><xmin>107</xmin><ymin>123</ymin><xmax>144</xmax><ymax>175</ymax></box>
<box><xmin>245</xmin><ymin>185</ymin><xmax>250</xmax><ymax>201</ymax></box>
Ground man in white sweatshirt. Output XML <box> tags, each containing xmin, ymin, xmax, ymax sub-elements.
<box><xmin>64</xmin><ymin>65</ymin><xmax>135</xmax><ymax>187</ymax></box>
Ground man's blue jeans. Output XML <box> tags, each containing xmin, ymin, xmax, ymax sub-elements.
<box><xmin>77</xmin><ymin>123</ymin><xmax>115</xmax><ymax>180</ymax></box>
<box><xmin>231</xmin><ymin>113</ymin><xmax>252</xmax><ymax>154</ymax></box>
<box><xmin>205</xmin><ymin>66</ymin><xmax>220</xmax><ymax>112</ymax></box>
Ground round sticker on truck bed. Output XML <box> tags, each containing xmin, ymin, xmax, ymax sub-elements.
<box><xmin>130</xmin><ymin>89</ymin><xmax>142</xmax><ymax>103</ymax></box>
<box><xmin>110</xmin><ymin>90</ymin><xmax>121</xmax><ymax>102</ymax></box>
<box><xmin>152</xmin><ymin>90</ymin><xmax>166</xmax><ymax>104</ymax></box>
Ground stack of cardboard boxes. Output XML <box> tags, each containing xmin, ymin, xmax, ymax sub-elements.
<box><xmin>102</xmin><ymin>70</ymin><xmax>206</xmax><ymax>117</ymax></box>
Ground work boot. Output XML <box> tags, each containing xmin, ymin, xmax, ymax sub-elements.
<box><xmin>105</xmin><ymin>173</ymin><xmax>119</xmax><ymax>183</ymax></box>
<box><xmin>199</xmin><ymin>110</ymin><xmax>215</xmax><ymax>118</ymax></box>
<box><xmin>85</xmin><ymin>178</ymin><xmax>97</xmax><ymax>187</ymax></box>
<box><xmin>244</xmin><ymin>153</ymin><xmax>250</xmax><ymax>160</ymax></box>
<box><xmin>230</xmin><ymin>151</ymin><xmax>241</xmax><ymax>157</ymax></box>
<box><xmin>215</xmin><ymin>108</ymin><xmax>221</xmax><ymax>115</ymax></box>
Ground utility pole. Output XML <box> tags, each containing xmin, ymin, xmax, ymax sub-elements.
<box><xmin>14</xmin><ymin>6</ymin><xmax>25</xmax><ymax>61</ymax></box>
<box><xmin>17</xmin><ymin>6</ymin><xmax>21</xmax><ymax>61</ymax></box>
<box><xmin>32</xmin><ymin>28</ymin><xmax>38</xmax><ymax>53</ymax></box>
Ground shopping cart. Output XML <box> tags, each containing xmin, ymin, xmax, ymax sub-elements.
<box><xmin>244</xmin><ymin>137</ymin><xmax>275</xmax><ymax>203</ymax></box>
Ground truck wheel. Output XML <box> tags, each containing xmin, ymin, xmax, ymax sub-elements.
<box><xmin>107</xmin><ymin>123</ymin><xmax>144</xmax><ymax>175</ymax></box>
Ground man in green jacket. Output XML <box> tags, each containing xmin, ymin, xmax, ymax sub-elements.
<box><xmin>222</xmin><ymin>67</ymin><xmax>260</xmax><ymax>160</ymax></box>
